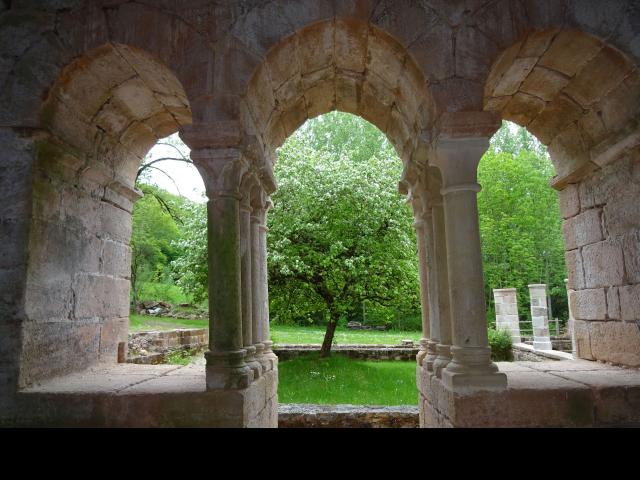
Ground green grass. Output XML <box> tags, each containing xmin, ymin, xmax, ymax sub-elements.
<box><xmin>278</xmin><ymin>354</ymin><xmax>418</xmax><ymax>405</ymax></box>
<box><xmin>129</xmin><ymin>314</ymin><xmax>208</xmax><ymax>332</ymax></box>
<box><xmin>271</xmin><ymin>324</ymin><xmax>421</xmax><ymax>345</ymax></box>
<box><xmin>129</xmin><ymin>315</ymin><xmax>420</xmax><ymax>344</ymax></box>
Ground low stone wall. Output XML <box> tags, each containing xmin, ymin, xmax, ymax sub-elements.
<box><xmin>512</xmin><ymin>343</ymin><xmax>574</xmax><ymax>362</ymax></box>
<box><xmin>520</xmin><ymin>336</ymin><xmax>573</xmax><ymax>352</ymax></box>
<box><xmin>128</xmin><ymin>329</ymin><xmax>207</xmax><ymax>364</ymax></box>
<box><xmin>274</xmin><ymin>344</ymin><xmax>419</xmax><ymax>361</ymax></box>
<box><xmin>278</xmin><ymin>404</ymin><xmax>419</xmax><ymax>428</ymax></box>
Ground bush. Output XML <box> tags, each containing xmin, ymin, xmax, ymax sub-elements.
<box><xmin>488</xmin><ymin>328</ymin><xmax>513</xmax><ymax>362</ymax></box>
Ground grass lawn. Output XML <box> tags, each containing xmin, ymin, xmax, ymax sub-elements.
<box><xmin>129</xmin><ymin>314</ymin><xmax>421</xmax><ymax>345</ymax></box>
<box><xmin>278</xmin><ymin>354</ymin><xmax>417</xmax><ymax>405</ymax></box>
<box><xmin>129</xmin><ymin>314</ymin><xmax>208</xmax><ymax>332</ymax></box>
<box><xmin>271</xmin><ymin>324</ymin><xmax>421</xmax><ymax>345</ymax></box>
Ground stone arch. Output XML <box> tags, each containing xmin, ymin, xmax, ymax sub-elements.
<box><xmin>483</xmin><ymin>29</ymin><xmax>640</xmax><ymax>367</ymax></box>
<box><xmin>240</xmin><ymin>19</ymin><xmax>435</xmax><ymax>163</ymax></box>
<box><xmin>20</xmin><ymin>42</ymin><xmax>193</xmax><ymax>386</ymax></box>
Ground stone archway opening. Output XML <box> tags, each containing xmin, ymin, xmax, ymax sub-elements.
<box><xmin>268</xmin><ymin>111</ymin><xmax>421</xmax><ymax>409</ymax></box>
<box><xmin>21</xmin><ymin>42</ymin><xmax>192</xmax><ymax>387</ymax></box>
<box><xmin>483</xmin><ymin>29</ymin><xmax>640</xmax><ymax>367</ymax></box>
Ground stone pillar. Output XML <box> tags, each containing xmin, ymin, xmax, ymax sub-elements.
<box><xmin>240</xmin><ymin>187</ymin><xmax>262</xmax><ymax>379</ymax></box>
<box><xmin>434</xmin><ymin>135</ymin><xmax>507</xmax><ymax>393</ymax></box>
<box><xmin>191</xmin><ymin>147</ymin><xmax>253</xmax><ymax>390</ymax></box>
<box><xmin>411</xmin><ymin>195</ymin><xmax>435</xmax><ymax>368</ymax></box>
<box><xmin>493</xmin><ymin>288</ymin><xmax>521</xmax><ymax>344</ymax></box>
<box><xmin>529</xmin><ymin>284</ymin><xmax>553</xmax><ymax>351</ymax></box>
<box><xmin>251</xmin><ymin>193</ymin><xmax>277</xmax><ymax>370</ymax></box>
<box><xmin>259</xmin><ymin>198</ymin><xmax>278</xmax><ymax>369</ymax></box>
<box><xmin>432</xmin><ymin>197</ymin><xmax>453</xmax><ymax>378</ymax></box>
<box><xmin>565</xmin><ymin>279</ymin><xmax>576</xmax><ymax>356</ymax></box>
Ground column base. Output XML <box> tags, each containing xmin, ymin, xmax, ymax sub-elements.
<box><xmin>416</xmin><ymin>339</ymin><xmax>428</xmax><ymax>366</ymax></box>
<box><xmin>441</xmin><ymin>346</ymin><xmax>507</xmax><ymax>393</ymax></box>
<box><xmin>433</xmin><ymin>344</ymin><xmax>451</xmax><ymax>379</ymax></box>
<box><xmin>424</xmin><ymin>340</ymin><xmax>438</xmax><ymax>372</ymax></box>
<box><xmin>205</xmin><ymin>350</ymin><xmax>254</xmax><ymax>390</ymax></box>
<box><xmin>244</xmin><ymin>345</ymin><xmax>263</xmax><ymax>379</ymax></box>
<box><xmin>441</xmin><ymin>369</ymin><xmax>507</xmax><ymax>394</ymax></box>
<box><xmin>262</xmin><ymin>340</ymin><xmax>279</xmax><ymax>370</ymax></box>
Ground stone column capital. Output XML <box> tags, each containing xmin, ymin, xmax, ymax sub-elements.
<box><xmin>191</xmin><ymin>148</ymin><xmax>248</xmax><ymax>199</ymax></box>
<box><xmin>433</xmin><ymin>136</ymin><xmax>490</xmax><ymax>191</ymax></box>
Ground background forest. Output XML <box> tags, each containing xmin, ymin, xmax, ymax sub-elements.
<box><xmin>131</xmin><ymin>114</ymin><xmax>567</xmax><ymax>333</ymax></box>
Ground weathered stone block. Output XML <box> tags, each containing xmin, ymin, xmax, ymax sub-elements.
<box><xmin>590</xmin><ymin>321</ymin><xmax>640</xmax><ymax>367</ymax></box>
<box><xmin>20</xmin><ymin>320</ymin><xmax>101</xmax><ymax>387</ymax></box>
<box><xmin>622</xmin><ymin>232</ymin><xmax>640</xmax><ymax>284</ymax></box>
<box><xmin>73</xmin><ymin>274</ymin><xmax>130</xmax><ymax>320</ymax></box>
<box><xmin>619</xmin><ymin>284</ymin><xmax>640</xmax><ymax>321</ymax></box>
<box><xmin>582</xmin><ymin>240</ymin><xmax>625</xmax><ymax>288</ymax></box>
<box><xmin>559</xmin><ymin>184</ymin><xmax>580</xmax><ymax>219</ymax></box>
<box><xmin>607</xmin><ymin>287</ymin><xmax>621</xmax><ymax>320</ymax></box>
<box><xmin>570</xmin><ymin>288</ymin><xmax>607</xmax><ymax>321</ymax></box>
<box><xmin>562</xmin><ymin>208</ymin><xmax>604</xmax><ymax>250</ymax></box>
<box><xmin>573</xmin><ymin>319</ymin><xmax>594</xmax><ymax>360</ymax></box>
<box><xmin>603</xmin><ymin>189</ymin><xmax>640</xmax><ymax>237</ymax></box>
<box><xmin>539</xmin><ymin>30</ymin><xmax>602</xmax><ymax>77</ymax></box>
<box><xmin>520</xmin><ymin>65</ymin><xmax>570</xmax><ymax>102</ymax></box>
<box><xmin>563</xmin><ymin>47</ymin><xmax>631</xmax><ymax>108</ymax></box>
<box><xmin>565</xmin><ymin>249</ymin><xmax>585</xmax><ymax>290</ymax></box>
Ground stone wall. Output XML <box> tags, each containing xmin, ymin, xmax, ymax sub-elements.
<box><xmin>274</xmin><ymin>345</ymin><xmax>420</xmax><ymax>362</ymax></box>
<box><xmin>561</xmin><ymin>152</ymin><xmax>640</xmax><ymax>366</ymax></box>
<box><xmin>20</xmin><ymin>142</ymin><xmax>135</xmax><ymax>386</ymax></box>
<box><xmin>278</xmin><ymin>404</ymin><xmax>418</xmax><ymax>428</ymax></box>
<box><xmin>127</xmin><ymin>329</ymin><xmax>208</xmax><ymax>364</ymax></box>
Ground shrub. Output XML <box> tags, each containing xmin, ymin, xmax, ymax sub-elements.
<box><xmin>488</xmin><ymin>328</ymin><xmax>513</xmax><ymax>362</ymax></box>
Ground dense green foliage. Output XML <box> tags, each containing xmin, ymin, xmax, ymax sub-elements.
<box><xmin>130</xmin><ymin>184</ymin><xmax>186</xmax><ymax>306</ymax></box>
<box><xmin>488</xmin><ymin>328</ymin><xmax>514</xmax><ymax>361</ymax></box>
<box><xmin>131</xmin><ymin>117</ymin><xmax>568</xmax><ymax>342</ymax></box>
<box><xmin>169</xmin><ymin>202</ymin><xmax>208</xmax><ymax>304</ymax></box>
<box><xmin>268</xmin><ymin>112</ymin><xmax>421</xmax><ymax>336</ymax></box>
<box><xmin>480</xmin><ymin>122</ymin><xmax>567</xmax><ymax>325</ymax></box>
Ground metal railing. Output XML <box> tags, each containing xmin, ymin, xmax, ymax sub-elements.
<box><xmin>517</xmin><ymin>318</ymin><xmax>565</xmax><ymax>337</ymax></box>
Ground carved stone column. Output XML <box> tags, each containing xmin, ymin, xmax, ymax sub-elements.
<box><xmin>434</xmin><ymin>132</ymin><xmax>507</xmax><ymax>393</ymax></box>
<box><xmin>431</xmin><ymin>194</ymin><xmax>453</xmax><ymax>378</ymax></box>
<box><xmin>411</xmin><ymin>195</ymin><xmax>434</xmax><ymax>368</ymax></box>
<box><xmin>181</xmin><ymin>123</ymin><xmax>253</xmax><ymax>390</ymax></box>
<box><xmin>240</xmin><ymin>178</ymin><xmax>262</xmax><ymax>379</ymax></box>
<box><xmin>254</xmin><ymin>194</ymin><xmax>278</xmax><ymax>370</ymax></box>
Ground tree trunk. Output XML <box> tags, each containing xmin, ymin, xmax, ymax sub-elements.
<box><xmin>320</xmin><ymin>318</ymin><xmax>338</xmax><ymax>358</ymax></box>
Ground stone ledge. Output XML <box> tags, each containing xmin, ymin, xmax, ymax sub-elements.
<box><xmin>7</xmin><ymin>364</ymin><xmax>278</xmax><ymax>427</ymax></box>
<box><xmin>419</xmin><ymin>360</ymin><xmax>640</xmax><ymax>427</ymax></box>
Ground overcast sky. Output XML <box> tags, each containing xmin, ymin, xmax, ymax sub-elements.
<box><xmin>143</xmin><ymin>133</ymin><xmax>206</xmax><ymax>203</ymax></box>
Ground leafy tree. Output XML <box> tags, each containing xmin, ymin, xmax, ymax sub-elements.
<box><xmin>130</xmin><ymin>184</ymin><xmax>185</xmax><ymax>307</ymax></box>
<box><xmin>269</xmin><ymin>112</ymin><xmax>420</xmax><ymax>356</ymax></box>
<box><xmin>169</xmin><ymin>202</ymin><xmax>209</xmax><ymax>304</ymax></box>
<box><xmin>479</xmin><ymin>122</ymin><xmax>567</xmax><ymax>325</ymax></box>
